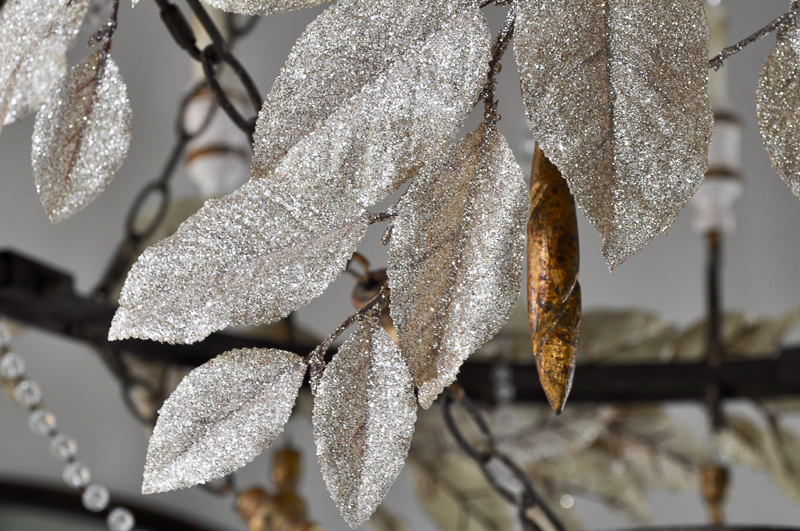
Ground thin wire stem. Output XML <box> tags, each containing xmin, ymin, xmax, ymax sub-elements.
<box><xmin>709</xmin><ymin>7</ymin><xmax>798</xmax><ymax>71</ymax></box>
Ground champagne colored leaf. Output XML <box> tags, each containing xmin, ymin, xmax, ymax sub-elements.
<box><xmin>714</xmin><ymin>413</ymin><xmax>765</xmax><ymax>468</ymax></box>
<box><xmin>367</xmin><ymin>505</ymin><xmax>408</xmax><ymax>531</ymax></box>
<box><xmin>32</xmin><ymin>51</ymin><xmax>132</xmax><ymax>223</ymax></box>
<box><xmin>527</xmin><ymin>146</ymin><xmax>581</xmax><ymax>414</ymax></box>
<box><xmin>313</xmin><ymin>318</ymin><xmax>416</xmax><ymax>527</ymax></box>
<box><xmin>111</xmin><ymin>0</ymin><xmax>490</xmax><ymax>344</ymax></box>
<box><xmin>0</xmin><ymin>0</ymin><xmax>90</xmax><ymax>131</ymax></box>
<box><xmin>727</xmin><ymin>308</ymin><xmax>800</xmax><ymax>358</ymax></box>
<box><xmin>252</xmin><ymin>0</ymin><xmax>491</xmax><ymax>206</ymax></box>
<box><xmin>389</xmin><ymin>124</ymin><xmax>528</xmax><ymax>408</ymax></box>
<box><xmin>529</xmin><ymin>444</ymin><xmax>651</xmax><ymax>522</ymax></box>
<box><xmin>762</xmin><ymin>421</ymin><xmax>800</xmax><ymax>500</ymax></box>
<box><xmin>757</xmin><ymin>28</ymin><xmax>800</xmax><ymax>199</ymax></box>
<box><xmin>202</xmin><ymin>0</ymin><xmax>329</xmax><ymax>16</ymax></box>
<box><xmin>577</xmin><ymin>310</ymin><xmax>676</xmax><ymax>364</ymax></box>
<box><xmin>514</xmin><ymin>0</ymin><xmax>712</xmax><ymax>268</ymax></box>
<box><xmin>607</xmin><ymin>407</ymin><xmax>707</xmax><ymax>491</ymax></box>
<box><xmin>142</xmin><ymin>348</ymin><xmax>305</xmax><ymax>493</ymax></box>
<box><xmin>408</xmin><ymin>455</ymin><xmax>513</xmax><ymax>531</ymax></box>
<box><xmin>109</xmin><ymin>186</ymin><xmax>369</xmax><ymax>344</ymax></box>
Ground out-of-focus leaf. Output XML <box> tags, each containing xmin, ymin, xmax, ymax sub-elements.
<box><xmin>673</xmin><ymin>314</ymin><xmax>750</xmax><ymax>362</ymax></box>
<box><xmin>313</xmin><ymin>318</ymin><xmax>416</xmax><ymax>527</ymax></box>
<box><xmin>514</xmin><ymin>0</ymin><xmax>712</xmax><ymax>268</ymax></box>
<box><xmin>606</xmin><ymin>407</ymin><xmax>707</xmax><ymax>491</ymax></box>
<box><xmin>111</xmin><ymin>0</ymin><xmax>490</xmax><ymax>345</ymax></box>
<box><xmin>757</xmin><ymin>26</ymin><xmax>800</xmax><ymax>199</ymax></box>
<box><xmin>577</xmin><ymin>310</ymin><xmax>676</xmax><ymax>365</ymax></box>
<box><xmin>142</xmin><ymin>348</ymin><xmax>306</xmax><ymax>493</ymax></box>
<box><xmin>367</xmin><ymin>505</ymin><xmax>407</xmax><ymax>531</ymax></box>
<box><xmin>727</xmin><ymin>308</ymin><xmax>800</xmax><ymax>358</ymax></box>
<box><xmin>202</xmin><ymin>0</ymin><xmax>330</xmax><ymax>16</ymax></box>
<box><xmin>408</xmin><ymin>455</ymin><xmax>513</xmax><ymax>531</ymax></box>
<box><xmin>529</xmin><ymin>445</ymin><xmax>650</xmax><ymax>523</ymax></box>
<box><xmin>0</xmin><ymin>0</ymin><xmax>90</xmax><ymax>132</ymax></box>
<box><xmin>714</xmin><ymin>413</ymin><xmax>766</xmax><ymax>468</ymax></box>
<box><xmin>32</xmin><ymin>51</ymin><xmax>132</xmax><ymax>223</ymax></box>
<box><xmin>389</xmin><ymin>124</ymin><xmax>528</xmax><ymax>408</ymax></box>
<box><xmin>762</xmin><ymin>420</ymin><xmax>800</xmax><ymax>500</ymax></box>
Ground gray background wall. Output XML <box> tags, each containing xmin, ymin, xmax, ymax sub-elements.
<box><xmin>2</xmin><ymin>0</ymin><xmax>800</xmax><ymax>529</ymax></box>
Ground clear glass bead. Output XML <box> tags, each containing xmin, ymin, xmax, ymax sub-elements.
<box><xmin>13</xmin><ymin>379</ymin><xmax>42</xmax><ymax>407</ymax></box>
<box><xmin>0</xmin><ymin>321</ymin><xmax>11</xmax><ymax>347</ymax></box>
<box><xmin>0</xmin><ymin>351</ymin><xmax>25</xmax><ymax>379</ymax></box>
<box><xmin>63</xmin><ymin>461</ymin><xmax>91</xmax><ymax>488</ymax></box>
<box><xmin>107</xmin><ymin>507</ymin><xmax>135</xmax><ymax>531</ymax></box>
<box><xmin>28</xmin><ymin>409</ymin><xmax>56</xmax><ymax>436</ymax></box>
<box><xmin>82</xmin><ymin>484</ymin><xmax>110</xmax><ymax>512</ymax></box>
<box><xmin>50</xmin><ymin>434</ymin><xmax>78</xmax><ymax>461</ymax></box>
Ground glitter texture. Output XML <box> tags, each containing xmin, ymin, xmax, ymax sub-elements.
<box><xmin>110</xmin><ymin>0</ymin><xmax>489</xmax><ymax>344</ymax></box>
<box><xmin>513</xmin><ymin>0</ymin><xmax>713</xmax><ymax>269</ymax></box>
<box><xmin>252</xmin><ymin>0</ymin><xmax>491</xmax><ymax>206</ymax></box>
<box><xmin>312</xmin><ymin>318</ymin><xmax>416</xmax><ymax>528</ymax></box>
<box><xmin>142</xmin><ymin>348</ymin><xmax>305</xmax><ymax>494</ymax></box>
<box><xmin>32</xmin><ymin>51</ymin><xmax>132</xmax><ymax>223</ymax></box>
<box><xmin>757</xmin><ymin>27</ymin><xmax>800</xmax><ymax>200</ymax></box>
<box><xmin>202</xmin><ymin>0</ymin><xmax>329</xmax><ymax>16</ymax></box>
<box><xmin>388</xmin><ymin>124</ymin><xmax>528</xmax><ymax>409</ymax></box>
<box><xmin>0</xmin><ymin>0</ymin><xmax>90</xmax><ymax>131</ymax></box>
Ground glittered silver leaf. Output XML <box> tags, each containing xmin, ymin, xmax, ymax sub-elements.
<box><xmin>142</xmin><ymin>348</ymin><xmax>305</xmax><ymax>494</ymax></box>
<box><xmin>514</xmin><ymin>0</ymin><xmax>713</xmax><ymax>269</ymax></box>
<box><xmin>252</xmin><ymin>0</ymin><xmax>491</xmax><ymax>206</ymax></box>
<box><xmin>389</xmin><ymin>124</ymin><xmax>528</xmax><ymax>409</ymax></box>
<box><xmin>110</xmin><ymin>0</ymin><xmax>489</xmax><ymax>345</ymax></box>
<box><xmin>313</xmin><ymin>318</ymin><xmax>416</xmax><ymax>527</ymax></box>
<box><xmin>32</xmin><ymin>51</ymin><xmax>132</xmax><ymax>223</ymax></box>
<box><xmin>757</xmin><ymin>27</ymin><xmax>800</xmax><ymax>199</ymax></box>
<box><xmin>109</xmin><ymin>180</ymin><xmax>369</xmax><ymax>344</ymax></box>
<box><xmin>0</xmin><ymin>0</ymin><xmax>90</xmax><ymax>132</ymax></box>
<box><xmin>201</xmin><ymin>0</ymin><xmax>329</xmax><ymax>16</ymax></box>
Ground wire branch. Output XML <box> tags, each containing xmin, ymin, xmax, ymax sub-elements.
<box><xmin>482</xmin><ymin>6</ymin><xmax>515</xmax><ymax>125</ymax></box>
<box><xmin>709</xmin><ymin>7</ymin><xmax>798</xmax><ymax>71</ymax></box>
<box><xmin>304</xmin><ymin>285</ymin><xmax>390</xmax><ymax>393</ymax></box>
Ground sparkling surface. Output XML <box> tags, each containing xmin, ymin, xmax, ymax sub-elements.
<box><xmin>313</xmin><ymin>318</ymin><xmax>416</xmax><ymax>527</ymax></box>
<box><xmin>82</xmin><ymin>483</ymin><xmax>110</xmax><ymax>512</ymax></box>
<box><xmin>28</xmin><ymin>408</ymin><xmax>57</xmax><ymax>436</ymax></box>
<box><xmin>202</xmin><ymin>0</ymin><xmax>329</xmax><ymax>16</ymax></box>
<box><xmin>0</xmin><ymin>351</ymin><xmax>26</xmax><ymax>379</ymax></box>
<box><xmin>142</xmin><ymin>348</ymin><xmax>305</xmax><ymax>494</ymax></box>
<box><xmin>756</xmin><ymin>26</ymin><xmax>800</xmax><ymax>200</ymax></box>
<box><xmin>110</xmin><ymin>0</ymin><xmax>489</xmax><ymax>345</ymax></box>
<box><xmin>32</xmin><ymin>50</ymin><xmax>132</xmax><ymax>223</ymax></box>
<box><xmin>13</xmin><ymin>379</ymin><xmax>42</xmax><ymax>407</ymax></box>
<box><xmin>63</xmin><ymin>461</ymin><xmax>91</xmax><ymax>488</ymax></box>
<box><xmin>388</xmin><ymin>124</ymin><xmax>528</xmax><ymax>409</ymax></box>
<box><xmin>50</xmin><ymin>433</ymin><xmax>78</xmax><ymax>461</ymax></box>
<box><xmin>0</xmin><ymin>0</ymin><xmax>90</xmax><ymax>130</ymax></box>
<box><xmin>513</xmin><ymin>0</ymin><xmax>713</xmax><ymax>269</ymax></box>
<box><xmin>107</xmin><ymin>507</ymin><xmax>135</xmax><ymax>531</ymax></box>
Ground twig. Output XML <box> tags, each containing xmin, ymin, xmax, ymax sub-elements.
<box><xmin>482</xmin><ymin>6</ymin><xmax>515</xmax><ymax>125</ymax></box>
<box><xmin>443</xmin><ymin>387</ymin><xmax>566</xmax><ymax>531</ymax></box>
<box><xmin>304</xmin><ymin>285</ymin><xmax>390</xmax><ymax>393</ymax></box>
<box><xmin>709</xmin><ymin>8</ymin><xmax>798</xmax><ymax>71</ymax></box>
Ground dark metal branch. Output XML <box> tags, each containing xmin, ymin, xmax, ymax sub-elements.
<box><xmin>482</xmin><ymin>6</ymin><xmax>515</xmax><ymax>125</ymax></box>
<box><xmin>709</xmin><ymin>8</ymin><xmax>798</xmax><ymax>71</ymax></box>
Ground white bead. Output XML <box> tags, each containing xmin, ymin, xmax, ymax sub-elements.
<box><xmin>107</xmin><ymin>507</ymin><xmax>135</xmax><ymax>531</ymax></box>
<box><xmin>50</xmin><ymin>434</ymin><xmax>78</xmax><ymax>461</ymax></box>
<box><xmin>63</xmin><ymin>461</ymin><xmax>91</xmax><ymax>488</ymax></box>
<box><xmin>28</xmin><ymin>409</ymin><xmax>56</xmax><ymax>436</ymax></box>
<box><xmin>13</xmin><ymin>379</ymin><xmax>42</xmax><ymax>407</ymax></box>
<box><xmin>0</xmin><ymin>351</ymin><xmax>25</xmax><ymax>379</ymax></box>
<box><xmin>82</xmin><ymin>484</ymin><xmax>110</xmax><ymax>512</ymax></box>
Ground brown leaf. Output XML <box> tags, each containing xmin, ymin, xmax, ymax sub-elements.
<box><xmin>528</xmin><ymin>146</ymin><xmax>581</xmax><ymax>414</ymax></box>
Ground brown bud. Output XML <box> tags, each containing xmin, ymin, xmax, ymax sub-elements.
<box><xmin>528</xmin><ymin>145</ymin><xmax>582</xmax><ymax>414</ymax></box>
<box><xmin>272</xmin><ymin>448</ymin><xmax>302</xmax><ymax>493</ymax></box>
<box><xmin>236</xmin><ymin>487</ymin><xmax>274</xmax><ymax>530</ymax></box>
<box><xmin>702</xmin><ymin>463</ymin><xmax>729</xmax><ymax>525</ymax></box>
<box><xmin>272</xmin><ymin>492</ymin><xmax>308</xmax><ymax>527</ymax></box>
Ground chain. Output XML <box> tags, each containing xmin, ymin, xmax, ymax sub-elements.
<box><xmin>443</xmin><ymin>386</ymin><xmax>566</xmax><ymax>531</ymax></box>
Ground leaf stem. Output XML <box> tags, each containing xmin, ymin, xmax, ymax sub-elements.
<box><xmin>304</xmin><ymin>285</ymin><xmax>390</xmax><ymax>393</ymax></box>
<box><xmin>708</xmin><ymin>6</ymin><xmax>798</xmax><ymax>71</ymax></box>
<box><xmin>483</xmin><ymin>6</ymin><xmax>515</xmax><ymax>125</ymax></box>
